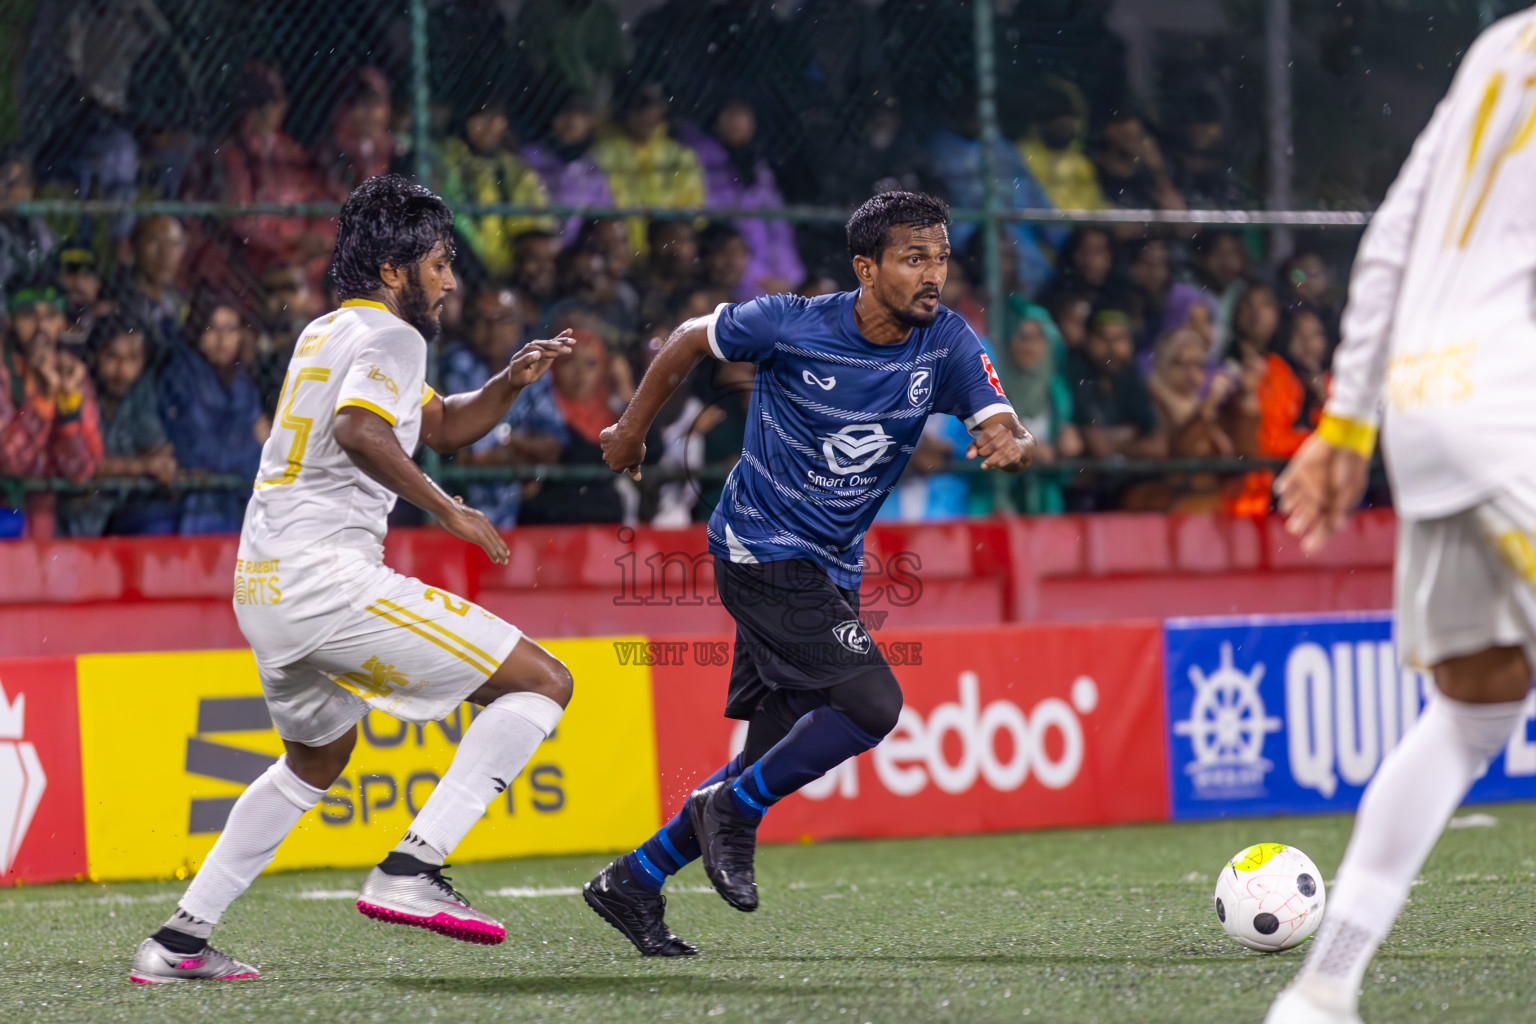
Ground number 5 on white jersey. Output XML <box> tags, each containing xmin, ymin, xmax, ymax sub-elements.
<box><xmin>256</xmin><ymin>367</ymin><xmax>332</xmax><ymax>489</ymax></box>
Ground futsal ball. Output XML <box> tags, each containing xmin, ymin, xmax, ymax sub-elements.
<box><xmin>1212</xmin><ymin>842</ymin><xmax>1326</xmax><ymax>951</ymax></box>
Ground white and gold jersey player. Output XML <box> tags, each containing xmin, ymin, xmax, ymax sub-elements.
<box><xmin>1269</xmin><ymin>9</ymin><xmax>1536</xmax><ymax>1024</ymax></box>
<box><xmin>129</xmin><ymin>175</ymin><xmax>575</xmax><ymax>984</ymax></box>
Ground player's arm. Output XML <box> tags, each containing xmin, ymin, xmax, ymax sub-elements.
<box><xmin>599</xmin><ymin>317</ymin><xmax>714</xmax><ymax>479</ymax></box>
<box><xmin>419</xmin><ymin>332</ymin><xmax>574</xmax><ymax>454</ymax></box>
<box><xmin>1277</xmin><ymin>94</ymin><xmax>1452</xmax><ymax>553</ymax></box>
<box><xmin>967</xmin><ymin>410</ymin><xmax>1036</xmax><ymax>473</ymax></box>
<box><xmin>941</xmin><ymin>326</ymin><xmax>1037</xmax><ymax>473</ymax></box>
<box><xmin>334</xmin><ymin>406</ymin><xmax>509</xmax><ymax>565</ymax></box>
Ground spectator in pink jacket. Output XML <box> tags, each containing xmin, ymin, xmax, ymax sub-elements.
<box><xmin>678</xmin><ymin>96</ymin><xmax>802</xmax><ymax>298</ymax></box>
<box><xmin>216</xmin><ymin>63</ymin><xmax>336</xmax><ymax>294</ymax></box>
<box><xmin>322</xmin><ymin>67</ymin><xmax>400</xmax><ymax>198</ymax></box>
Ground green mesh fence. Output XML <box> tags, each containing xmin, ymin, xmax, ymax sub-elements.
<box><xmin>0</xmin><ymin>0</ymin><xmax>1525</xmax><ymax>532</ymax></box>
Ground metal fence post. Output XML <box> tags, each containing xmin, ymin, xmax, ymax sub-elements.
<box><xmin>973</xmin><ymin>0</ymin><xmax>1016</xmax><ymax>515</ymax></box>
<box><xmin>410</xmin><ymin>0</ymin><xmax>431</xmax><ymax>188</ymax></box>
<box><xmin>409</xmin><ymin>0</ymin><xmax>442</xmax><ymax>489</ymax></box>
<box><xmin>1265</xmin><ymin>0</ymin><xmax>1294</xmax><ymax>261</ymax></box>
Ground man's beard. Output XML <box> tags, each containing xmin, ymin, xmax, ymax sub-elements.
<box><xmin>892</xmin><ymin>306</ymin><xmax>938</xmax><ymax>328</ymax></box>
<box><xmin>401</xmin><ymin>266</ymin><xmax>442</xmax><ymax>341</ymax></box>
<box><xmin>890</xmin><ymin>291</ymin><xmax>940</xmax><ymax>329</ymax></box>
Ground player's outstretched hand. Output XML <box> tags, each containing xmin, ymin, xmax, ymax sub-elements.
<box><xmin>442</xmin><ymin>498</ymin><xmax>509</xmax><ymax>565</ymax></box>
<box><xmin>967</xmin><ymin>418</ymin><xmax>1036</xmax><ymax>472</ymax></box>
<box><xmin>600</xmin><ymin>423</ymin><xmax>645</xmax><ymax>481</ymax></box>
<box><xmin>506</xmin><ymin>330</ymin><xmax>576</xmax><ymax>388</ymax></box>
<box><xmin>1275</xmin><ymin>433</ymin><xmax>1369</xmax><ymax>555</ymax></box>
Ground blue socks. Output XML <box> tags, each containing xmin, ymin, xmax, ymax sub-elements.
<box><xmin>729</xmin><ymin>708</ymin><xmax>881</xmax><ymax>820</ymax></box>
<box><xmin>622</xmin><ymin>709</ymin><xmax>882</xmax><ymax>891</ymax></box>
<box><xmin>626</xmin><ymin>754</ymin><xmax>743</xmax><ymax>890</ymax></box>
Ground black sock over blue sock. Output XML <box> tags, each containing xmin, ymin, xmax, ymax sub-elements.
<box><xmin>625</xmin><ymin>753</ymin><xmax>744</xmax><ymax>890</ymax></box>
<box><xmin>729</xmin><ymin>708</ymin><xmax>881</xmax><ymax>819</ymax></box>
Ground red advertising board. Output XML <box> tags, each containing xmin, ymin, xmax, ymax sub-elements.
<box><xmin>649</xmin><ymin>622</ymin><xmax>1169</xmax><ymax>842</ymax></box>
<box><xmin>0</xmin><ymin>657</ymin><xmax>87</xmax><ymax>884</ymax></box>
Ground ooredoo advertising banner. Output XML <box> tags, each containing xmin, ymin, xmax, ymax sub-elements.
<box><xmin>1164</xmin><ymin>613</ymin><xmax>1536</xmax><ymax>820</ymax></box>
<box><xmin>75</xmin><ymin>641</ymin><xmax>659</xmax><ymax>881</ymax></box>
<box><xmin>0</xmin><ymin>657</ymin><xmax>87</xmax><ymax>884</ymax></box>
<box><xmin>649</xmin><ymin>623</ymin><xmax>1170</xmax><ymax>843</ymax></box>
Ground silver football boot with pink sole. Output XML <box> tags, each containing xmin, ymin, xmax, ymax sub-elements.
<box><xmin>128</xmin><ymin>937</ymin><xmax>260</xmax><ymax>983</ymax></box>
<box><xmin>356</xmin><ymin>864</ymin><xmax>506</xmax><ymax>945</ymax></box>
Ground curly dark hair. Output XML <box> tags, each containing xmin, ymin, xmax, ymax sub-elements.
<box><xmin>846</xmin><ymin>190</ymin><xmax>950</xmax><ymax>263</ymax></box>
<box><xmin>332</xmin><ymin>175</ymin><xmax>455</xmax><ymax>301</ymax></box>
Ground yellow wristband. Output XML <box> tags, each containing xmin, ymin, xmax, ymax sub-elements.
<box><xmin>1316</xmin><ymin>412</ymin><xmax>1377</xmax><ymax>456</ymax></box>
<box><xmin>55</xmin><ymin>389</ymin><xmax>84</xmax><ymax>416</ymax></box>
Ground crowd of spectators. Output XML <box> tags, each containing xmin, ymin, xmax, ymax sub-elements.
<box><xmin>0</xmin><ymin>0</ymin><xmax>1351</xmax><ymax>538</ymax></box>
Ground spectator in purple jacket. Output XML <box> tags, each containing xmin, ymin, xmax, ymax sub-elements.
<box><xmin>520</xmin><ymin>93</ymin><xmax>615</xmax><ymax>243</ymax></box>
<box><xmin>678</xmin><ymin>96</ymin><xmax>802</xmax><ymax>299</ymax></box>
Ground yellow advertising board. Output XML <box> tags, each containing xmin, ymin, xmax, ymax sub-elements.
<box><xmin>77</xmin><ymin>640</ymin><xmax>658</xmax><ymax>881</ymax></box>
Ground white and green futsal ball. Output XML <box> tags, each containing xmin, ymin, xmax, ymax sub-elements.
<box><xmin>1213</xmin><ymin>842</ymin><xmax>1326</xmax><ymax>951</ymax></box>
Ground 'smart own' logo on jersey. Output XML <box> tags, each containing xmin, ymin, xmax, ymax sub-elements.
<box><xmin>820</xmin><ymin>423</ymin><xmax>895</xmax><ymax>474</ymax></box>
<box><xmin>0</xmin><ymin>675</ymin><xmax>45</xmax><ymax>875</ymax></box>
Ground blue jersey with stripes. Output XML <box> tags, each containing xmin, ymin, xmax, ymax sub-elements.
<box><xmin>704</xmin><ymin>290</ymin><xmax>1015</xmax><ymax>588</ymax></box>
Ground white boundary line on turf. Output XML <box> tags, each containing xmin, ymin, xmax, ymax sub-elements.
<box><xmin>0</xmin><ymin>884</ymin><xmax>723</xmax><ymax>910</ymax></box>
<box><xmin>483</xmin><ymin>885</ymin><xmax>716</xmax><ymax>897</ymax></box>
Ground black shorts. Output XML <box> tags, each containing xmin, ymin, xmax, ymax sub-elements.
<box><xmin>714</xmin><ymin>557</ymin><xmax>891</xmax><ymax>720</ymax></box>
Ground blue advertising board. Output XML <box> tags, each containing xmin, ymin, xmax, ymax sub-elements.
<box><xmin>1164</xmin><ymin>612</ymin><xmax>1536</xmax><ymax>820</ymax></box>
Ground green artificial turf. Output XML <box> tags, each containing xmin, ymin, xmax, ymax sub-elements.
<box><xmin>4</xmin><ymin>804</ymin><xmax>1535</xmax><ymax>1023</ymax></box>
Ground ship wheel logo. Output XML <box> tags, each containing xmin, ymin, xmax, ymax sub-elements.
<box><xmin>1174</xmin><ymin>642</ymin><xmax>1283</xmax><ymax>780</ymax></box>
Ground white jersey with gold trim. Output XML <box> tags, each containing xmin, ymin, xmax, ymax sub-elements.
<box><xmin>235</xmin><ymin>298</ymin><xmax>437</xmax><ymax>666</ymax></box>
<box><xmin>1329</xmin><ymin>9</ymin><xmax>1536</xmax><ymax>517</ymax></box>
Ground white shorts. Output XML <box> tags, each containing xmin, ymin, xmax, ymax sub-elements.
<box><xmin>1395</xmin><ymin>474</ymin><xmax>1536</xmax><ymax>672</ymax></box>
<box><xmin>256</xmin><ymin>568</ymin><xmax>522</xmax><ymax>746</ymax></box>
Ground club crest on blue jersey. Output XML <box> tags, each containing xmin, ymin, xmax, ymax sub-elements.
<box><xmin>906</xmin><ymin>369</ymin><xmax>932</xmax><ymax>406</ymax></box>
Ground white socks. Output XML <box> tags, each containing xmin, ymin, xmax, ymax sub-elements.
<box><xmin>176</xmin><ymin>756</ymin><xmax>325</xmax><ymax>925</ymax></box>
<box><xmin>169</xmin><ymin>691</ymin><xmax>563</xmax><ymax>934</ymax></box>
<box><xmin>395</xmin><ymin>691</ymin><xmax>564</xmax><ymax>863</ymax></box>
<box><xmin>1294</xmin><ymin>694</ymin><xmax>1525</xmax><ymax>1013</ymax></box>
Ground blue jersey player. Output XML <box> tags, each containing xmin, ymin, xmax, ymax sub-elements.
<box><xmin>583</xmin><ymin>192</ymin><xmax>1034</xmax><ymax>955</ymax></box>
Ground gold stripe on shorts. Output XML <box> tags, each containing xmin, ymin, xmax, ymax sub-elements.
<box><xmin>365</xmin><ymin>602</ymin><xmax>498</xmax><ymax>676</ymax></box>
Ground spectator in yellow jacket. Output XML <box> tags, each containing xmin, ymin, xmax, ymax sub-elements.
<box><xmin>589</xmin><ymin>81</ymin><xmax>704</xmax><ymax>256</ymax></box>
<box><xmin>439</xmin><ymin>94</ymin><xmax>556</xmax><ymax>278</ymax></box>
<box><xmin>1016</xmin><ymin>77</ymin><xmax>1107</xmax><ymax>213</ymax></box>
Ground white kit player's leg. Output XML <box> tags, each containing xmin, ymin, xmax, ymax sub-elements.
<box><xmin>180</xmin><ymin>757</ymin><xmax>329</xmax><ymax>922</ymax></box>
<box><xmin>132</xmin><ymin>757</ymin><xmax>327</xmax><ymax>983</ymax></box>
<box><xmin>356</xmin><ymin>689</ymin><xmax>564</xmax><ymax>944</ymax></box>
<box><xmin>1269</xmin><ymin>497</ymin><xmax>1536</xmax><ymax>1023</ymax></box>
<box><xmin>1267</xmin><ymin>693</ymin><xmax>1524</xmax><ymax>1022</ymax></box>
<box><xmin>397</xmin><ymin>691</ymin><xmax>565</xmax><ymax>861</ymax></box>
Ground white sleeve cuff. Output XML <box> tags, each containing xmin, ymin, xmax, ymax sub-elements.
<box><xmin>964</xmin><ymin>402</ymin><xmax>1016</xmax><ymax>431</ymax></box>
<box><xmin>704</xmin><ymin>303</ymin><xmax>729</xmax><ymax>361</ymax></box>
